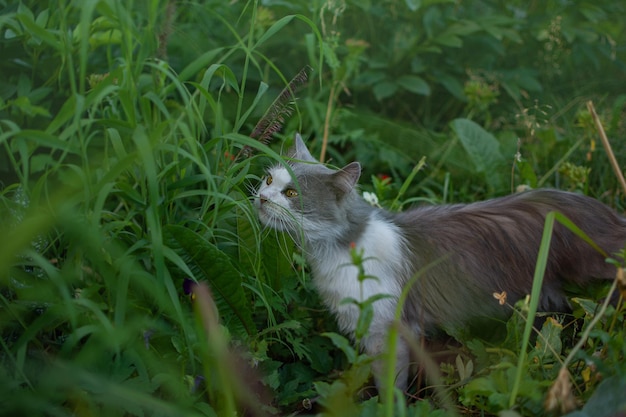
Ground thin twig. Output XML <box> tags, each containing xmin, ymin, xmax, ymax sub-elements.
<box><xmin>587</xmin><ymin>100</ymin><xmax>626</xmax><ymax>195</ymax></box>
<box><xmin>320</xmin><ymin>82</ymin><xmax>337</xmax><ymax>163</ymax></box>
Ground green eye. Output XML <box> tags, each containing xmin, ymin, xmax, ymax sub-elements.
<box><xmin>284</xmin><ymin>189</ymin><xmax>298</xmax><ymax>198</ymax></box>
<box><xmin>266</xmin><ymin>175</ymin><xmax>273</xmax><ymax>185</ymax></box>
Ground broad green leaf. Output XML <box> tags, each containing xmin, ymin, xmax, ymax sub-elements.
<box><xmin>357</xmin><ymin>70</ymin><xmax>387</xmax><ymax>85</ymax></box>
<box><xmin>405</xmin><ymin>0</ymin><xmax>421</xmax><ymax>12</ymax></box>
<box><xmin>461</xmin><ymin>375</ymin><xmax>498</xmax><ymax>404</ymax></box>
<box><xmin>435</xmin><ymin>72</ymin><xmax>466</xmax><ymax>99</ymax></box>
<box><xmin>571</xmin><ymin>297</ymin><xmax>603</xmax><ymax>317</ymax></box>
<box><xmin>10</xmin><ymin>96</ymin><xmax>50</xmax><ymax>118</ymax></box>
<box><xmin>322</xmin><ymin>332</ymin><xmax>356</xmax><ymax>364</ymax></box>
<box><xmin>164</xmin><ymin>224</ymin><xmax>256</xmax><ymax>337</ymax></box>
<box><xmin>447</xmin><ymin>21</ymin><xmax>481</xmax><ymax>37</ymax></box>
<box><xmin>579</xmin><ymin>4</ymin><xmax>608</xmax><ymax>22</ymax></box>
<box><xmin>451</xmin><ymin>118</ymin><xmax>506</xmax><ymax>190</ymax></box>
<box><xmin>89</xmin><ymin>29</ymin><xmax>122</xmax><ymax>48</ymax></box>
<box><xmin>478</xmin><ymin>16</ymin><xmax>521</xmax><ymax>42</ymax></box>
<box><xmin>307</xmin><ymin>335</ymin><xmax>334</xmax><ymax>374</ymax></box>
<box><xmin>16</xmin><ymin>7</ymin><xmax>62</xmax><ymax>50</ymax></box>
<box><xmin>396</xmin><ymin>75</ymin><xmax>431</xmax><ymax>96</ymax></box>
<box><xmin>322</xmin><ymin>39</ymin><xmax>340</xmax><ymax>70</ymax></box>
<box><xmin>534</xmin><ymin>317</ymin><xmax>563</xmax><ymax>363</ymax></box>
<box><xmin>422</xmin><ymin>6</ymin><xmax>442</xmax><ymax>39</ymax></box>
<box><xmin>373</xmin><ymin>80</ymin><xmax>398</xmax><ymax>101</ymax></box>
<box><xmin>434</xmin><ymin>33</ymin><xmax>463</xmax><ymax>48</ymax></box>
<box><xmin>563</xmin><ymin>375</ymin><xmax>626</xmax><ymax>417</ymax></box>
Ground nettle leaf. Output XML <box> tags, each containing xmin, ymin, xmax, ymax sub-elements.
<box><xmin>451</xmin><ymin>118</ymin><xmax>506</xmax><ymax>191</ymax></box>
<box><xmin>164</xmin><ymin>225</ymin><xmax>255</xmax><ymax>337</ymax></box>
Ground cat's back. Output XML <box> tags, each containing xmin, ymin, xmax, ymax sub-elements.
<box><xmin>393</xmin><ymin>189</ymin><xmax>625</xmax><ymax>292</ymax></box>
<box><xmin>395</xmin><ymin>189</ymin><xmax>625</xmax><ymax>240</ymax></box>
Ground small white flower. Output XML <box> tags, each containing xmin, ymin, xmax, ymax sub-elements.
<box><xmin>363</xmin><ymin>191</ymin><xmax>380</xmax><ymax>207</ymax></box>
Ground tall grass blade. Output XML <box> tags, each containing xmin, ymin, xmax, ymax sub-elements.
<box><xmin>508</xmin><ymin>210</ymin><xmax>611</xmax><ymax>407</ymax></box>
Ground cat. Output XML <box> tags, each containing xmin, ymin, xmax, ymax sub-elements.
<box><xmin>254</xmin><ymin>133</ymin><xmax>626</xmax><ymax>391</ymax></box>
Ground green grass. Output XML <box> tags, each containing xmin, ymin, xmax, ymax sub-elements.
<box><xmin>1</xmin><ymin>1</ymin><xmax>625</xmax><ymax>416</ymax></box>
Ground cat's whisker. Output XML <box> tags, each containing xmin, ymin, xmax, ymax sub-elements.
<box><xmin>277</xmin><ymin>231</ymin><xmax>294</xmax><ymax>262</ymax></box>
<box><xmin>244</xmin><ymin>180</ymin><xmax>260</xmax><ymax>197</ymax></box>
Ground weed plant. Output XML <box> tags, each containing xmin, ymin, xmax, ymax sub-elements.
<box><xmin>1</xmin><ymin>1</ymin><xmax>625</xmax><ymax>416</ymax></box>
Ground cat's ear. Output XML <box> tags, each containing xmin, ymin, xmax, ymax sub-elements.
<box><xmin>333</xmin><ymin>162</ymin><xmax>361</xmax><ymax>194</ymax></box>
<box><xmin>289</xmin><ymin>133</ymin><xmax>318</xmax><ymax>162</ymax></box>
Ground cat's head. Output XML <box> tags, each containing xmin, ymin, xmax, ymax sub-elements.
<box><xmin>254</xmin><ymin>133</ymin><xmax>361</xmax><ymax>240</ymax></box>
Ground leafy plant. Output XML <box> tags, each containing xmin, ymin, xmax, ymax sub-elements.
<box><xmin>1</xmin><ymin>0</ymin><xmax>625</xmax><ymax>416</ymax></box>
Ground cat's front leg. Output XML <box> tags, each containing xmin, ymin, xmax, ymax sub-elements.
<box><xmin>364</xmin><ymin>329</ymin><xmax>410</xmax><ymax>393</ymax></box>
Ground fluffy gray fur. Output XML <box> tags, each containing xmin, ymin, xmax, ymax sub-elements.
<box><xmin>254</xmin><ymin>133</ymin><xmax>626</xmax><ymax>390</ymax></box>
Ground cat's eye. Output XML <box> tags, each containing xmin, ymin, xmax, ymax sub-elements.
<box><xmin>265</xmin><ymin>175</ymin><xmax>273</xmax><ymax>185</ymax></box>
<box><xmin>284</xmin><ymin>189</ymin><xmax>298</xmax><ymax>198</ymax></box>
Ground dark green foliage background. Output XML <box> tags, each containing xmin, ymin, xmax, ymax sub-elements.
<box><xmin>0</xmin><ymin>0</ymin><xmax>625</xmax><ymax>416</ymax></box>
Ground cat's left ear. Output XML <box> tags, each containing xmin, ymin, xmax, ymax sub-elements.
<box><xmin>289</xmin><ymin>133</ymin><xmax>318</xmax><ymax>163</ymax></box>
<box><xmin>333</xmin><ymin>162</ymin><xmax>361</xmax><ymax>194</ymax></box>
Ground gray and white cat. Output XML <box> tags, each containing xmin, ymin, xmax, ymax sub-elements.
<box><xmin>254</xmin><ymin>133</ymin><xmax>626</xmax><ymax>391</ymax></box>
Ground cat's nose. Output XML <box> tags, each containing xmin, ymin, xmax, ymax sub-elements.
<box><xmin>259</xmin><ymin>194</ymin><xmax>268</xmax><ymax>205</ymax></box>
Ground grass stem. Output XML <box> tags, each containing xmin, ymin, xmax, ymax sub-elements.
<box><xmin>587</xmin><ymin>100</ymin><xmax>626</xmax><ymax>195</ymax></box>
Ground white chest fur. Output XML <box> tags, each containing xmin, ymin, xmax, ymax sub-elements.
<box><xmin>307</xmin><ymin>214</ymin><xmax>406</xmax><ymax>336</ymax></box>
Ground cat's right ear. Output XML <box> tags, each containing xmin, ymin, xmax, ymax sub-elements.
<box><xmin>333</xmin><ymin>162</ymin><xmax>361</xmax><ymax>194</ymax></box>
<box><xmin>289</xmin><ymin>133</ymin><xmax>318</xmax><ymax>163</ymax></box>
